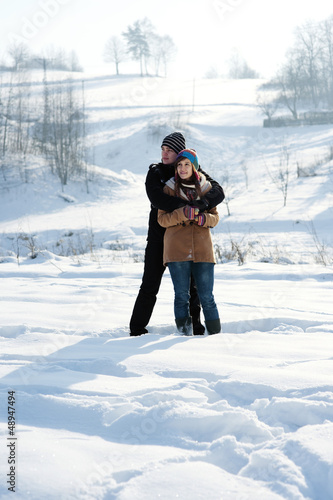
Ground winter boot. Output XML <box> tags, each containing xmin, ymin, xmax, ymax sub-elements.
<box><xmin>192</xmin><ymin>315</ymin><xmax>205</xmax><ymax>335</ymax></box>
<box><xmin>175</xmin><ymin>317</ymin><xmax>193</xmax><ymax>336</ymax></box>
<box><xmin>130</xmin><ymin>328</ymin><xmax>148</xmax><ymax>337</ymax></box>
<box><xmin>205</xmin><ymin>319</ymin><xmax>221</xmax><ymax>335</ymax></box>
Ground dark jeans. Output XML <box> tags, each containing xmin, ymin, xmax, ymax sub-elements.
<box><xmin>168</xmin><ymin>261</ymin><xmax>219</xmax><ymax>322</ymax></box>
<box><xmin>129</xmin><ymin>235</ymin><xmax>203</xmax><ymax>335</ymax></box>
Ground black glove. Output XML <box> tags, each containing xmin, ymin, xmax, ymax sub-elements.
<box><xmin>191</xmin><ymin>197</ymin><xmax>209</xmax><ymax>212</ymax></box>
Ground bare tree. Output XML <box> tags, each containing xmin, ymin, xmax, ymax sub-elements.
<box><xmin>140</xmin><ymin>18</ymin><xmax>155</xmax><ymax>75</ymax></box>
<box><xmin>275</xmin><ymin>50</ymin><xmax>304</xmax><ymax>120</ymax></box>
<box><xmin>307</xmin><ymin>220</ymin><xmax>333</xmax><ymax>266</ymax></box>
<box><xmin>266</xmin><ymin>142</ymin><xmax>291</xmax><ymax>207</ymax></box>
<box><xmin>7</xmin><ymin>41</ymin><xmax>30</xmax><ymax>70</ymax></box>
<box><xmin>80</xmin><ymin>80</ymin><xmax>89</xmax><ymax>193</ymax></box>
<box><xmin>31</xmin><ymin>58</ymin><xmax>52</xmax><ymax>155</ymax></box>
<box><xmin>228</xmin><ymin>48</ymin><xmax>259</xmax><ymax>79</ymax></box>
<box><xmin>53</xmin><ymin>47</ymin><xmax>68</xmax><ymax>71</ymax></box>
<box><xmin>68</xmin><ymin>50</ymin><xmax>83</xmax><ymax>72</ymax></box>
<box><xmin>294</xmin><ymin>21</ymin><xmax>322</xmax><ymax>108</ymax></box>
<box><xmin>40</xmin><ymin>45</ymin><xmax>69</xmax><ymax>71</ymax></box>
<box><xmin>240</xmin><ymin>159</ymin><xmax>249</xmax><ymax>189</ymax></box>
<box><xmin>1</xmin><ymin>75</ymin><xmax>14</xmax><ymax>158</ymax></box>
<box><xmin>149</xmin><ymin>34</ymin><xmax>176</xmax><ymax>76</ymax></box>
<box><xmin>49</xmin><ymin>79</ymin><xmax>86</xmax><ymax>188</ymax></box>
<box><xmin>205</xmin><ymin>66</ymin><xmax>219</xmax><ymax>79</ymax></box>
<box><xmin>149</xmin><ymin>34</ymin><xmax>163</xmax><ymax>76</ymax></box>
<box><xmin>103</xmin><ymin>36</ymin><xmax>127</xmax><ymax>75</ymax></box>
<box><xmin>159</xmin><ymin>35</ymin><xmax>177</xmax><ymax>76</ymax></box>
<box><xmin>318</xmin><ymin>16</ymin><xmax>333</xmax><ymax>108</ymax></box>
<box><xmin>13</xmin><ymin>71</ymin><xmax>31</xmax><ymax>157</ymax></box>
<box><xmin>220</xmin><ymin>168</ymin><xmax>233</xmax><ymax>216</ymax></box>
<box><xmin>0</xmin><ymin>69</ymin><xmax>33</xmax><ymax>184</ymax></box>
<box><xmin>256</xmin><ymin>89</ymin><xmax>279</xmax><ymax>124</ymax></box>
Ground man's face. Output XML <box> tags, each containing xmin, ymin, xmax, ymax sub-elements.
<box><xmin>161</xmin><ymin>146</ymin><xmax>178</xmax><ymax>165</ymax></box>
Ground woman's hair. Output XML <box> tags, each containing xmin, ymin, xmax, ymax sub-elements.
<box><xmin>174</xmin><ymin>157</ymin><xmax>202</xmax><ymax>198</ymax></box>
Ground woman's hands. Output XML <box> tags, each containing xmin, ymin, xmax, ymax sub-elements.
<box><xmin>183</xmin><ymin>206</ymin><xmax>199</xmax><ymax>220</ymax></box>
<box><xmin>183</xmin><ymin>206</ymin><xmax>206</xmax><ymax>226</ymax></box>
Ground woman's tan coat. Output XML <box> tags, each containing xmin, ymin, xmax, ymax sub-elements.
<box><xmin>157</xmin><ymin>176</ymin><xmax>219</xmax><ymax>265</ymax></box>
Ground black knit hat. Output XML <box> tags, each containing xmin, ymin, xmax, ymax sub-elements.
<box><xmin>161</xmin><ymin>132</ymin><xmax>186</xmax><ymax>154</ymax></box>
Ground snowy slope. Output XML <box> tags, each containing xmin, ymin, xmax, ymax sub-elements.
<box><xmin>0</xmin><ymin>71</ymin><xmax>333</xmax><ymax>499</ymax></box>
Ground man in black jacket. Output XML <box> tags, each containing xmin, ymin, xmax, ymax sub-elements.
<box><xmin>129</xmin><ymin>132</ymin><xmax>225</xmax><ymax>336</ymax></box>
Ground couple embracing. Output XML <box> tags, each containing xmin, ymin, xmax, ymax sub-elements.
<box><xmin>130</xmin><ymin>132</ymin><xmax>225</xmax><ymax>336</ymax></box>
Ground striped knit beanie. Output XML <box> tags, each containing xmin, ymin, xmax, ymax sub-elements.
<box><xmin>161</xmin><ymin>132</ymin><xmax>186</xmax><ymax>154</ymax></box>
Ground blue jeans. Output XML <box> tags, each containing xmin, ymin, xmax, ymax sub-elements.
<box><xmin>168</xmin><ymin>261</ymin><xmax>219</xmax><ymax>322</ymax></box>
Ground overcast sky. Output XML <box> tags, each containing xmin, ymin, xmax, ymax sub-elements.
<box><xmin>2</xmin><ymin>0</ymin><xmax>333</xmax><ymax>78</ymax></box>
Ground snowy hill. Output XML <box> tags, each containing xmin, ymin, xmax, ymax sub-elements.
<box><xmin>0</xmin><ymin>71</ymin><xmax>333</xmax><ymax>499</ymax></box>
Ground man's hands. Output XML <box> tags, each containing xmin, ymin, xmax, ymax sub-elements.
<box><xmin>190</xmin><ymin>197</ymin><xmax>209</xmax><ymax>212</ymax></box>
<box><xmin>183</xmin><ymin>206</ymin><xmax>206</xmax><ymax>226</ymax></box>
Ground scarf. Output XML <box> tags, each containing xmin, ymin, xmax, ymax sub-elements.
<box><xmin>165</xmin><ymin>173</ymin><xmax>211</xmax><ymax>201</ymax></box>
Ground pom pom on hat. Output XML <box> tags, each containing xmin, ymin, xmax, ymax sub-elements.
<box><xmin>161</xmin><ymin>132</ymin><xmax>186</xmax><ymax>154</ymax></box>
<box><xmin>176</xmin><ymin>149</ymin><xmax>199</xmax><ymax>170</ymax></box>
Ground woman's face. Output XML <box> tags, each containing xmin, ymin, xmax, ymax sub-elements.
<box><xmin>176</xmin><ymin>158</ymin><xmax>193</xmax><ymax>180</ymax></box>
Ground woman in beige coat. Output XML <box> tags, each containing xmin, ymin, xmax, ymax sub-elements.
<box><xmin>158</xmin><ymin>149</ymin><xmax>221</xmax><ymax>335</ymax></box>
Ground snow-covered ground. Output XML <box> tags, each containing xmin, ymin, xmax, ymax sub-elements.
<box><xmin>0</xmin><ymin>71</ymin><xmax>333</xmax><ymax>499</ymax></box>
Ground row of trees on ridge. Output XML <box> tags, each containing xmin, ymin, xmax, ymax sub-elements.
<box><xmin>2</xmin><ymin>42</ymin><xmax>82</xmax><ymax>73</ymax></box>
